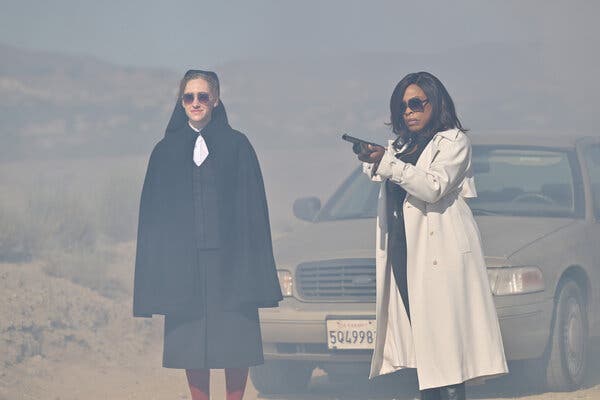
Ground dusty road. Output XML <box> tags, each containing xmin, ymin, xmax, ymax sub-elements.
<box><xmin>2</xmin><ymin>256</ymin><xmax>599</xmax><ymax>400</ymax></box>
<box><xmin>3</xmin><ymin>345</ymin><xmax>600</xmax><ymax>400</ymax></box>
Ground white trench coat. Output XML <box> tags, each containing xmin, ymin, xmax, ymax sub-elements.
<box><xmin>364</xmin><ymin>129</ymin><xmax>508</xmax><ymax>390</ymax></box>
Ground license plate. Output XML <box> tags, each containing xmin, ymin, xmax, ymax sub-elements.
<box><xmin>326</xmin><ymin>319</ymin><xmax>376</xmax><ymax>350</ymax></box>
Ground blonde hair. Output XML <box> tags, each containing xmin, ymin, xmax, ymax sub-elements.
<box><xmin>178</xmin><ymin>70</ymin><xmax>220</xmax><ymax>100</ymax></box>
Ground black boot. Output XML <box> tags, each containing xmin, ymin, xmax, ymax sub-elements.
<box><xmin>440</xmin><ymin>382</ymin><xmax>466</xmax><ymax>400</ymax></box>
<box><xmin>420</xmin><ymin>387</ymin><xmax>441</xmax><ymax>400</ymax></box>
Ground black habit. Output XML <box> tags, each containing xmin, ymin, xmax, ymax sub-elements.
<box><xmin>133</xmin><ymin>73</ymin><xmax>282</xmax><ymax>368</ymax></box>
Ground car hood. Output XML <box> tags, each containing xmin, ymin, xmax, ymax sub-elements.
<box><xmin>273</xmin><ymin>219</ymin><xmax>375</xmax><ymax>267</ymax></box>
<box><xmin>273</xmin><ymin>216</ymin><xmax>574</xmax><ymax>267</ymax></box>
<box><xmin>475</xmin><ymin>216</ymin><xmax>574</xmax><ymax>259</ymax></box>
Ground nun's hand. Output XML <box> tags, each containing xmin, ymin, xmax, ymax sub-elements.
<box><xmin>357</xmin><ymin>144</ymin><xmax>385</xmax><ymax>164</ymax></box>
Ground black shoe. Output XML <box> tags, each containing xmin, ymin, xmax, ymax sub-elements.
<box><xmin>420</xmin><ymin>387</ymin><xmax>441</xmax><ymax>400</ymax></box>
<box><xmin>440</xmin><ymin>383</ymin><xmax>466</xmax><ymax>400</ymax></box>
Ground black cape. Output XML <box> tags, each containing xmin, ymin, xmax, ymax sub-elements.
<box><xmin>133</xmin><ymin>87</ymin><xmax>282</xmax><ymax>317</ymax></box>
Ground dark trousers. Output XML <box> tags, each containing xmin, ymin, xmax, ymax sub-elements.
<box><xmin>420</xmin><ymin>382</ymin><xmax>466</xmax><ymax>400</ymax></box>
<box><xmin>390</xmin><ymin>238</ymin><xmax>410</xmax><ymax>320</ymax></box>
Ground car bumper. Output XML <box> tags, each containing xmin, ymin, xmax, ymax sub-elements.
<box><xmin>259</xmin><ymin>295</ymin><xmax>555</xmax><ymax>363</ymax></box>
<box><xmin>259</xmin><ymin>300</ymin><xmax>375</xmax><ymax>363</ymax></box>
<box><xmin>495</xmin><ymin>294</ymin><xmax>555</xmax><ymax>360</ymax></box>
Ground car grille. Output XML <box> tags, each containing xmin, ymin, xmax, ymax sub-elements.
<box><xmin>296</xmin><ymin>259</ymin><xmax>376</xmax><ymax>302</ymax></box>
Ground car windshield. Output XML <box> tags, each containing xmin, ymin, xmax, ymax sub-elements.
<box><xmin>317</xmin><ymin>146</ymin><xmax>581</xmax><ymax>221</ymax></box>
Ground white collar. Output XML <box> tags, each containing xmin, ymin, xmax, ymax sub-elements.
<box><xmin>188</xmin><ymin>120</ymin><xmax>203</xmax><ymax>133</ymax></box>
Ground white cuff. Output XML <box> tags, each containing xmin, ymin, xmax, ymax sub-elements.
<box><xmin>375</xmin><ymin>149</ymin><xmax>400</xmax><ymax>179</ymax></box>
<box><xmin>362</xmin><ymin>162</ymin><xmax>383</xmax><ymax>182</ymax></box>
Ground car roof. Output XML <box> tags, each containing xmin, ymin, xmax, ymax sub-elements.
<box><xmin>469</xmin><ymin>130</ymin><xmax>597</xmax><ymax>149</ymax></box>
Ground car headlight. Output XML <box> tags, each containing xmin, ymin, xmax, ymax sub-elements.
<box><xmin>487</xmin><ymin>266</ymin><xmax>545</xmax><ymax>296</ymax></box>
<box><xmin>277</xmin><ymin>269</ymin><xmax>294</xmax><ymax>297</ymax></box>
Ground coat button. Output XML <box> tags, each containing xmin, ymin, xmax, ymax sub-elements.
<box><xmin>433</xmin><ymin>260</ymin><xmax>438</xmax><ymax>266</ymax></box>
<box><xmin>430</xmin><ymin>231</ymin><xmax>434</xmax><ymax>236</ymax></box>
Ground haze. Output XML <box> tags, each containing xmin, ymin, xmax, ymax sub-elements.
<box><xmin>0</xmin><ymin>1</ymin><xmax>599</xmax><ymax>399</ymax></box>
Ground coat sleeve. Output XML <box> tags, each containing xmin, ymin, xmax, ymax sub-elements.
<box><xmin>362</xmin><ymin>162</ymin><xmax>383</xmax><ymax>182</ymax></box>
<box><xmin>133</xmin><ymin>144</ymin><xmax>162</xmax><ymax>317</ymax></box>
<box><xmin>375</xmin><ymin>132</ymin><xmax>471</xmax><ymax>204</ymax></box>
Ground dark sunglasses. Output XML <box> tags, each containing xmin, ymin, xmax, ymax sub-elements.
<box><xmin>399</xmin><ymin>97</ymin><xmax>429</xmax><ymax>114</ymax></box>
<box><xmin>182</xmin><ymin>92</ymin><xmax>212</xmax><ymax>105</ymax></box>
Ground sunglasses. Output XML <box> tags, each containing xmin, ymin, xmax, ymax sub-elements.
<box><xmin>182</xmin><ymin>92</ymin><xmax>212</xmax><ymax>105</ymax></box>
<box><xmin>399</xmin><ymin>97</ymin><xmax>429</xmax><ymax>114</ymax></box>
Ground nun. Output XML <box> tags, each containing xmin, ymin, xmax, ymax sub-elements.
<box><xmin>133</xmin><ymin>70</ymin><xmax>282</xmax><ymax>400</ymax></box>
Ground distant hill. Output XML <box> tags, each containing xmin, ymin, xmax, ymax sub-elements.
<box><xmin>0</xmin><ymin>42</ymin><xmax>592</xmax><ymax>161</ymax></box>
<box><xmin>0</xmin><ymin>43</ymin><xmax>177</xmax><ymax>160</ymax></box>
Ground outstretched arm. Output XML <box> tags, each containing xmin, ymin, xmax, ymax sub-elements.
<box><xmin>375</xmin><ymin>132</ymin><xmax>471</xmax><ymax>203</ymax></box>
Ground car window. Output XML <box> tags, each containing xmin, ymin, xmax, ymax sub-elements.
<box><xmin>582</xmin><ymin>143</ymin><xmax>600</xmax><ymax>219</ymax></box>
<box><xmin>317</xmin><ymin>168</ymin><xmax>379</xmax><ymax>220</ymax></box>
<box><xmin>468</xmin><ymin>147</ymin><xmax>579</xmax><ymax>217</ymax></box>
<box><xmin>317</xmin><ymin>146</ymin><xmax>580</xmax><ymax>221</ymax></box>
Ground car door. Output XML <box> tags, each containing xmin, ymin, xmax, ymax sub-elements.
<box><xmin>581</xmin><ymin>138</ymin><xmax>600</xmax><ymax>336</ymax></box>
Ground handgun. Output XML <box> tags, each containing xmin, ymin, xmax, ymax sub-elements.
<box><xmin>341</xmin><ymin>134</ymin><xmax>383</xmax><ymax>154</ymax></box>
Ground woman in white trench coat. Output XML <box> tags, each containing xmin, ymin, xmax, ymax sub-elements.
<box><xmin>358</xmin><ymin>72</ymin><xmax>507</xmax><ymax>400</ymax></box>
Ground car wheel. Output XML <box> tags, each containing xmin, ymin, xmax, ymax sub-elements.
<box><xmin>545</xmin><ymin>280</ymin><xmax>588</xmax><ymax>391</ymax></box>
<box><xmin>249</xmin><ymin>361</ymin><xmax>313</xmax><ymax>394</ymax></box>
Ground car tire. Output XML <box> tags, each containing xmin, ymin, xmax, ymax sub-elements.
<box><xmin>545</xmin><ymin>280</ymin><xmax>588</xmax><ymax>391</ymax></box>
<box><xmin>249</xmin><ymin>361</ymin><xmax>313</xmax><ymax>394</ymax></box>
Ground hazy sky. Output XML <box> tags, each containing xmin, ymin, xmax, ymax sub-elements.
<box><xmin>3</xmin><ymin>0</ymin><xmax>596</xmax><ymax>72</ymax></box>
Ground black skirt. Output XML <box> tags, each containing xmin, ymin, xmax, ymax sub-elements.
<box><xmin>162</xmin><ymin>250</ymin><xmax>264</xmax><ymax>369</ymax></box>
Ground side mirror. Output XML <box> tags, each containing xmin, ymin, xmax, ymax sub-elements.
<box><xmin>293</xmin><ymin>197</ymin><xmax>321</xmax><ymax>222</ymax></box>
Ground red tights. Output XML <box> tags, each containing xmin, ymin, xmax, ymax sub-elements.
<box><xmin>186</xmin><ymin>368</ymin><xmax>248</xmax><ymax>400</ymax></box>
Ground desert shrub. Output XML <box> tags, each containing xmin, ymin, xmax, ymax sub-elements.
<box><xmin>1</xmin><ymin>322</ymin><xmax>44</xmax><ymax>366</ymax></box>
<box><xmin>95</xmin><ymin>172</ymin><xmax>142</xmax><ymax>242</ymax></box>
<box><xmin>24</xmin><ymin>184</ymin><xmax>97</xmax><ymax>255</ymax></box>
<box><xmin>0</xmin><ymin>204</ymin><xmax>32</xmax><ymax>262</ymax></box>
<box><xmin>42</xmin><ymin>247</ymin><xmax>127</xmax><ymax>299</ymax></box>
<box><xmin>0</xmin><ymin>164</ymin><xmax>144</xmax><ymax>297</ymax></box>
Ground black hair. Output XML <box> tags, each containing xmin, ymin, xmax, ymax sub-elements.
<box><xmin>389</xmin><ymin>71</ymin><xmax>466</xmax><ymax>138</ymax></box>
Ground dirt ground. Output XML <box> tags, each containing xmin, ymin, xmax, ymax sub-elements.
<box><xmin>1</xmin><ymin>245</ymin><xmax>600</xmax><ymax>400</ymax></box>
<box><xmin>3</xmin><ymin>351</ymin><xmax>600</xmax><ymax>400</ymax></box>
